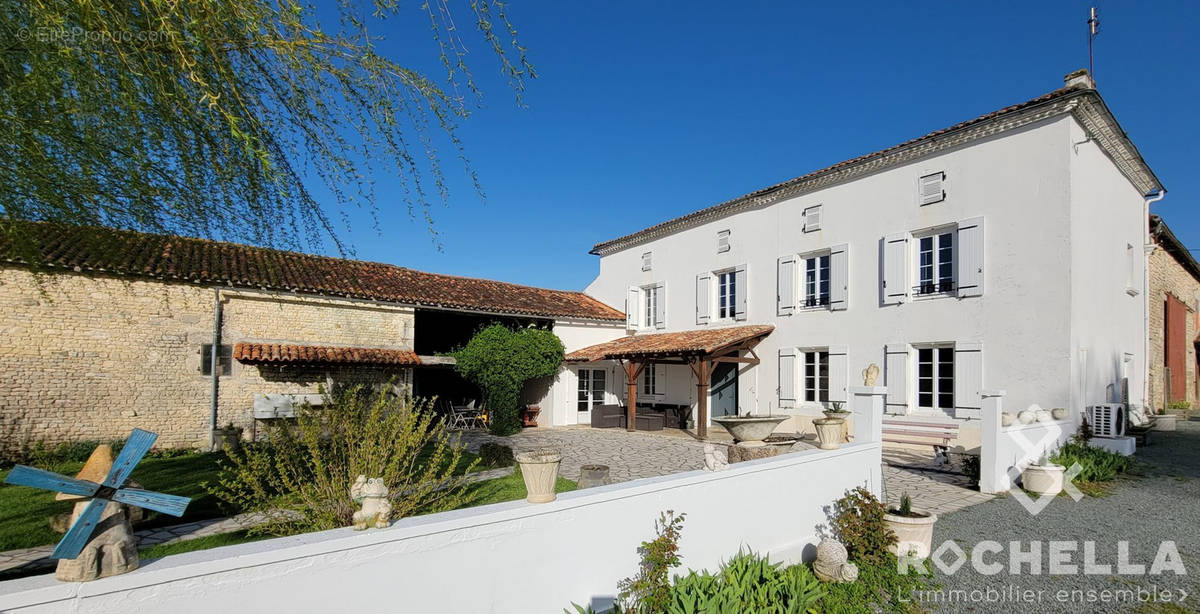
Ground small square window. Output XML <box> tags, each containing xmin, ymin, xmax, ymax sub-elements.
<box><xmin>717</xmin><ymin>230</ymin><xmax>731</xmax><ymax>253</ymax></box>
<box><xmin>642</xmin><ymin>252</ymin><xmax>653</xmax><ymax>271</ymax></box>
<box><xmin>201</xmin><ymin>344</ymin><xmax>232</xmax><ymax>376</ymax></box>
<box><xmin>919</xmin><ymin>172</ymin><xmax>945</xmax><ymax>205</ymax></box>
<box><xmin>803</xmin><ymin>205</ymin><xmax>822</xmax><ymax>232</ymax></box>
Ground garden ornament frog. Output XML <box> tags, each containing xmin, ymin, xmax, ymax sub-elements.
<box><xmin>350</xmin><ymin>475</ymin><xmax>392</xmax><ymax>530</ymax></box>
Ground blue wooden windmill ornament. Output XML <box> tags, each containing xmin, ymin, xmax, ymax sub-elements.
<box><xmin>3</xmin><ymin>429</ymin><xmax>191</xmax><ymax>559</ymax></box>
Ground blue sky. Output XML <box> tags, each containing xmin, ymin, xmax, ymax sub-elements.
<box><xmin>315</xmin><ymin>1</ymin><xmax>1197</xmax><ymax>291</ymax></box>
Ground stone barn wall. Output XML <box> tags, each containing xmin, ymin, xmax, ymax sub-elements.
<box><xmin>0</xmin><ymin>267</ymin><xmax>414</xmax><ymax>450</ymax></box>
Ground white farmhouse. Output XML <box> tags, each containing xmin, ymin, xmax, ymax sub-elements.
<box><xmin>557</xmin><ymin>70</ymin><xmax>1164</xmax><ymax>448</ymax></box>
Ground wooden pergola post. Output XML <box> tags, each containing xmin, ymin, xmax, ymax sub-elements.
<box><xmin>689</xmin><ymin>357</ymin><xmax>711</xmax><ymax>440</ymax></box>
<box><xmin>620</xmin><ymin>359</ymin><xmax>646</xmax><ymax>432</ymax></box>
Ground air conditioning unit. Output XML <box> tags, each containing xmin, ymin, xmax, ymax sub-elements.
<box><xmin>1087</xmin><ymin>404</ymin><xmax>1126</xmax><ymax>438</ymax></box>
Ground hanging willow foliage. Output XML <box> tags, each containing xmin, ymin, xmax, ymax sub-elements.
<box><xmin>0</xmin><ymin>0</ymin><xmax>534</xmax><ymax>258</ymax></box>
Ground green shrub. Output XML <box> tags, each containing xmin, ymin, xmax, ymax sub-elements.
<box><xmin>1051</xmin><ymin>440</ymin><xmax>1132</xmax><ymax>485</ymax></box>
<box><xmin>831</xmin><ymin>486</ymin><xmax>896</xmax><ymax>567</ymax></box>
<box><xmin>1</xmin><ymin>439</ymin><xmax>126</xmax><ymax>469</ymax></box>
<box><xmin>453</xmin><ymin>324</ymin><xmax>565</xmax><ymax>435</ymax></box>
<box><xmin>959</xmin><ymin>453</ymin><xmax>981</xmax><ymax>487</ymax></box>
<box><xmin>817</xmin><ymin>553</ymin><xmax>932</xmax><ymax>614</ymax></box>
<box><xmin>618</xmin><ymin>510</ymin><xmax>686</xmax><ymax>613</ymax></box>
<box><xmin>1166</xmin><ymin>400</ymin><xmax>1192</xmax><ymax>411</ymax></box>
<box><xmin>208</xmin><ymin>380</ymin><xmax>479</xmax><ymax>535</ymax></box>
<box><xmin>478</xmin><ymin>442</ymin><xmax>514</xmax><ymax>468</ymax></box>
<box><xmin>666</xmin><ymin>551</ymin><xmax>823</xmax><ymax>614</ymax></box>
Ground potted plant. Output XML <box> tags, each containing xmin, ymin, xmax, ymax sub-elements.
<box><xmin>884</xmin><ymin>492</ymin><xmax>938</xmax><ymax>559</ymax></box>
<box><xmin>1020</xmin><ymin>455</ymin><xmax>1065</xmax><ymax>496</ymax></box>
<box><xmin>516</xmin><ymin>448</ymin><xmax>562</xmax><ymax>503</ymax></box>
<box><xmin>212</xmin><ymin>422</ymin><xmax>243</xmax><ymax>452</ymax></box>
<box><xmin>711</xmin><ymin>412</ymin><xmax>788</xmax><ymax>447</ymax></box>
<box><xmin>813</xmin><ymin>417</ymin><xmax>844</xmax><ymax>450</ymax></box>
<box><xmin>822</xmin><ymin>401</ymin><xmax>851</xmax><ymax>442</ymax></box>
<box><xmin>522</xmin><ymin>404</ymin><xmax>542</xmax><ymax>428</ymax></box>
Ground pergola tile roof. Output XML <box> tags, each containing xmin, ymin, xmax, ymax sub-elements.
<box><xmin>233</xmin><ymin>343</ymin><xmax>420</xmax><ymax>366</ymax></box>
<box><xmin>1</xmin><ymin>222</ymin><xmax>625</xmax><ymax>322</ymax></box>
<box><xmin>565</xmin><ymin>325</ymin><xmax>774</xmax><ymax>362</ymax></box>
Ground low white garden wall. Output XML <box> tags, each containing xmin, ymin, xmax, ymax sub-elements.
<box><xmin>979</xmin><ymin>390</ymin><xmax>1078</xmax><ymax>494</ymax></box>
<box><xmin>0</xmin><ymin>441</ymin><xmax>882</xmax><ymax>614</ymax></box>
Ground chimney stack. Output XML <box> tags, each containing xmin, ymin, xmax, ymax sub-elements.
<box><xmin>1064</xmin><ymin>69</ymin><xmax>1095</xmax><ymax>89</ymax></box>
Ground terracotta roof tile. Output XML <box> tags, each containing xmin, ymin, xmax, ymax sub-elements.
<box><xmin>1</xmin><ymin>223</ymin><xmax>624</xmax><ymax>322</ymax></box>
<box><xmin>565</xmin><ymin>325</ymin><xmax>774</xmax><ymax>362</ymax></box>
<box><xmin>233</xmin><ymin>343</ymin><xmax>420</xmax><ymax>366</ymax></box>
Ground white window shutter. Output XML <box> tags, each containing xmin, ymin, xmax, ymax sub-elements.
<box><xmin>829</xmin><ymin>243</ymin><xmax>849</xmax><ymax>311</ymax></box>
<box><xmin>957</xmin><ymin>217</ymin><xmax>984</xmax><ymax>297</ymax></box>
<box><xmin>655</xmin><ymin>282</ymin><xmax>667</xmax><ymax>329</ymax></box>
<box><xmin>642</xmin><ymin>252</ymin><xmax>653</xmax><ymax>271</ymax></box>
<box><xmin>827</xmin><ymin>345</ymin><xmax>848</xmax><ymax>403</ymax></box>
<box><xmin>954</xmin><ymin>342</ymin><xmax>983</xmax><ymax>419</ymax></box>
<box><xmin>884</xmin><ymin>343</ymin><xmax>911</xmax><ymax>415</ymax></box>
<box><xmin>717</xmin><ymin>230</ymin><xmax>731</xmax><ymax>253</ymax></box>
<box><xmin>696</xmin><ymin>273</ymin><xmax>711</xmax><ymax>324</ymax></box>
<box><xmin>803</xmin><ymin>205</ymin><xmax>822</xmax><ymax>232</ymax></box>
<box><xmin>734</xmin><ymin>264</ymin><xmax>748</xmax><ymax>321</ymax></box>
<box><xmin>626</xmin><ymin>287</ymin><xmax>640</xmax><ymax>329</ymax></box>
<box><xmin>778</xmin><ymin>348</ymin><xmax>796</xmax><ymax>408</ymax></box>
<box><xmin>882</xmin><ymin>233</ymin><xmax>909</xmax><ymax>305</ymax></box>
<box><xmin>777</xmin><ymin>256</ymin><xmax>796</xmax><ymax>316</ymax></box>
<box><xmin>919</xmin><ymin>172</ymin><xmax>945</xmax><ymax>205</ymax></box>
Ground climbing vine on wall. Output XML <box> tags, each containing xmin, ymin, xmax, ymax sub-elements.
<box><xmin>453</xmin><ymin>324</ymin><xmax>564</xmax><ymax>435</ymax></box>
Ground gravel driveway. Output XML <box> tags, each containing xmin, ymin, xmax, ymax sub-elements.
<box><xmin>923</xmin><ymin>421</ymin><xmax>1200</xmax><ymax>613</ymax></box>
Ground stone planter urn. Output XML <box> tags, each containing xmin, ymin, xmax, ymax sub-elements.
<box><xmin>516</xmin><ymin>450</ymin><xmax>562</xmax><ymax>503</ymax></box>
<box><xmin>522</xmin><ymin>404</ymin><xmax>542</xmax><ymax>428</ymax></box>
<box><xmin>711</xmin><ymin>416</ymin><xmax>787</xmax><ymax>447</ymax></box>
<box><xmin>1051</xmin><ymin>407</ymin><xmax>1069</xmax><ymax>421</ymax></box>
<box><xmin>814</xmin><ymin>418</ymin><xmax>844</xmax><ymax>450</ymax></box>
<box><xmin>211</xmin><ymin>426</ymin><xmax>243</xmax><ymax>453</ymax></box>
<box><xmin>884</xmin><ymin>510</ymin><xmax>938</xmax><ymax>559</ymax></box>
<box><xmin>578</xmin><ymin>464</ymin><xmax>610</xmax><ymax>488</ymax></box>
<box><xmin>1153</xmin><ymin>414</ymin><xmax>1178</xmax><ymax>431</ymax></box>
<box><xmin>1021</xmin><ymin>462</ymin><xmax>1065</xmax><ymax>496</ymax></box>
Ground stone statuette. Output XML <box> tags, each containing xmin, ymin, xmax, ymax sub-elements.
<box><xmin>862</xmin><ymin>363</ymin><xmax>880</xmax><ymax>386</ymax></box>
<box><xmin>813</xmin><ymin>538</ymin><xmax>859</xmax><ymax>583</ymax></box>
<box><xmin>351</xmin><ymin>475</ymin><xmax>393</xmax><ymax>530</ymax></box>
<box><xmin>703</xmin><ymin>443</ymin><xmax>729</xmax><ymax>472</ymax></box>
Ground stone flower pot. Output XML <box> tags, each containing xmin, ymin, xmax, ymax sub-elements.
<box><xmin>211</xmin><ymin>427</ymin><xmax>243</xmax><ymax>453</ymax></box>
<box><xmin>884</xmin><ymin>509</ymin><xmax>938</xmax><ymax>559</ymax></box>
<box><xmin>814</xmin><ymin>418</ymin><xmax>844</xmax><ymax>450</ymax></box>
<box><xmin>516</xmin><ymin>450</ymin><xmax>562</xmax><ymax>503</ymax></box>
<box><xmin>1021</xmin><ymin>463</ymin><xmax>1065</xmax><ymax>496</ymax></box>
<box><xmin>711</xmin><ymin>416</ymin><xmax>787</xmax><ymax>447</ymax></box>
<box><xmin>1051</xmin><ymin>407</ymin><xmax>1069</xmax><ymax>421</ymax></box>
<box><xmin>1153</xmin><ymin>414</ymin><xmax>1178</xmax><ymax>431</ymax></box>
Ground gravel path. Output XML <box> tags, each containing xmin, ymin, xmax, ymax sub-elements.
<box><xmin>925</xmin><ymin>421</ymin><xmax>1200</xmax><ymax>613</ymax></box>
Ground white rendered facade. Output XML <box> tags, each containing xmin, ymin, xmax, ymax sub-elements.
<box><xmin>575</xmin><ymin>79</ymin><xmax>1161</xmax><ymax>443</ymax></box>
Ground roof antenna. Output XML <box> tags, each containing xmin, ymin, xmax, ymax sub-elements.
<box><xmin>1087</xmin><ymin>6</ymin><xmax>1100</xmax><ymax>82</ymax></box>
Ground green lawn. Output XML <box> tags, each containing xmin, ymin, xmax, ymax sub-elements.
<box><xmin>0</xmin><ymin>452</ymin><xmax>226</xmax><ymax>551</ymax></box>
<box><xmin>139</xmin><ymin>530</ymin><xmax>272</xmax><ymax>559</ymax></box>
<box><xmin>0</xmin><ymin>447</ymin><xmax>569</xmax><ymax>554</ymax></box>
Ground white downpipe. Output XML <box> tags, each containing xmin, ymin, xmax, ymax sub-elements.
<box><xmin>1143</xmin><ymin>189</ymin><xmax>1167</xmax><ymax>408</ymax></box>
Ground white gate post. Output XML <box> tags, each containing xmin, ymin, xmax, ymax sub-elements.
<box><xmin>979</xmin><ymin>389</ymin><xmax>1006</xmax><ymax>494</ymax></box>
<box><xmin>850</xmin><ymin>385</ymin><xmax>886</xmax><ymax>498</ymax></box>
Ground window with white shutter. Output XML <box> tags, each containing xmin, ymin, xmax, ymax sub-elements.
<box><xmin>654</xmin><ymin>282</ymin><xmax>666</xmax><ymax>329</ymax></box>
<box><xmin>777</xmin><ymin>255</ymin><xmax>796</xmax><ymax>316</ymax></box>
<box><xmin>914</xmin><ymin>229</ymin><xmax>956</xmax><ymax>296</ymax></box>
<box><xmin>803</xmin><ymin>254</ymin><xmax>831</xmax><ymax>308</ymax></box>
<box><xmin>734</xmin><ymin>265</ymin><xmax>748</xmax><ymax>320</ymax></box>
<box><xmin>803</xmin><ymin>205</ymin><xmax>822</xmax><ymax>232</ymax></box>
<box><xmin>696</xmin><ymin>273</ymin><xmax>711</xmax><ymax>324</ymax></box>
<box><xmin>829</xmin><ymin>243</ymin><xmax>848</xmax><ymax>311</ymax></box>
<box><xmin>915</xmin><ymin>344</ymin><xmax>955</xmax><ymax>414</ymax></box>
<box><xmin>626</xmin><ymin>286</ymin><xmax>640</xmax><ymax>330</ymax></box>
<box><xmin>882</xmin><ymin>234</ymin><xmax>909</xmax><ymax>305</ymax></box>
<box><xmin>803</xmin><ymin>350</ymin><xmax>829</xmax><ymax>402</ymax></box>
<box><xmin>717</xmin><ymin>230</ymin><xmax>731</xmax><ymax>253</ymax></box>
<box><xmin>953</xmin><ymin>342</ymin><xmax>983</xmax><ymax>419</ymax></box>
<box><xmin>827</xmin><ymin>345</ymin><xmax>848</xmax><ymax>403</ymax></box>
<box><xmin>642</xmin><ymin>363</ymin><xmax>663</xmax><ymax>397</ymax></box>
<box><xmin>884</xmin><ymin>343</ymin><xmax>911</xmax><ymax>414</ymax></box>
<box><xmin>642</xmin><ymin>252</ymin><xmax>653</xmax><ymax>271</ymax></box>
<box><xmin>1126</xmin><ymin>243</ymin><xmax>1141</xmax><ymax>297</ymax></box>
<box><xmin>778</xmin><ymin>348</ymin><xmax>796</xmax><ymax>408</ymax></box>
<box><xmin>919</xmin><ymin>171</ymin><xmax>945</xmax><ymax>205</ymax></box>
<box><xmin>957</xmin><ymin>217</ymin><xmax>984</xmax><ymax>297</ymax></box>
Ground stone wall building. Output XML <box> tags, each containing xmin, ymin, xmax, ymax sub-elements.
<box><xmin>0</xmin><ymin>223</ymin><xmax>623</xmax><ymax>450</ymax></box>
<box><xmin>1148</xmin><ymin>215</ymin><xmax>1200</xmax><ymax>410</ymax></box>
